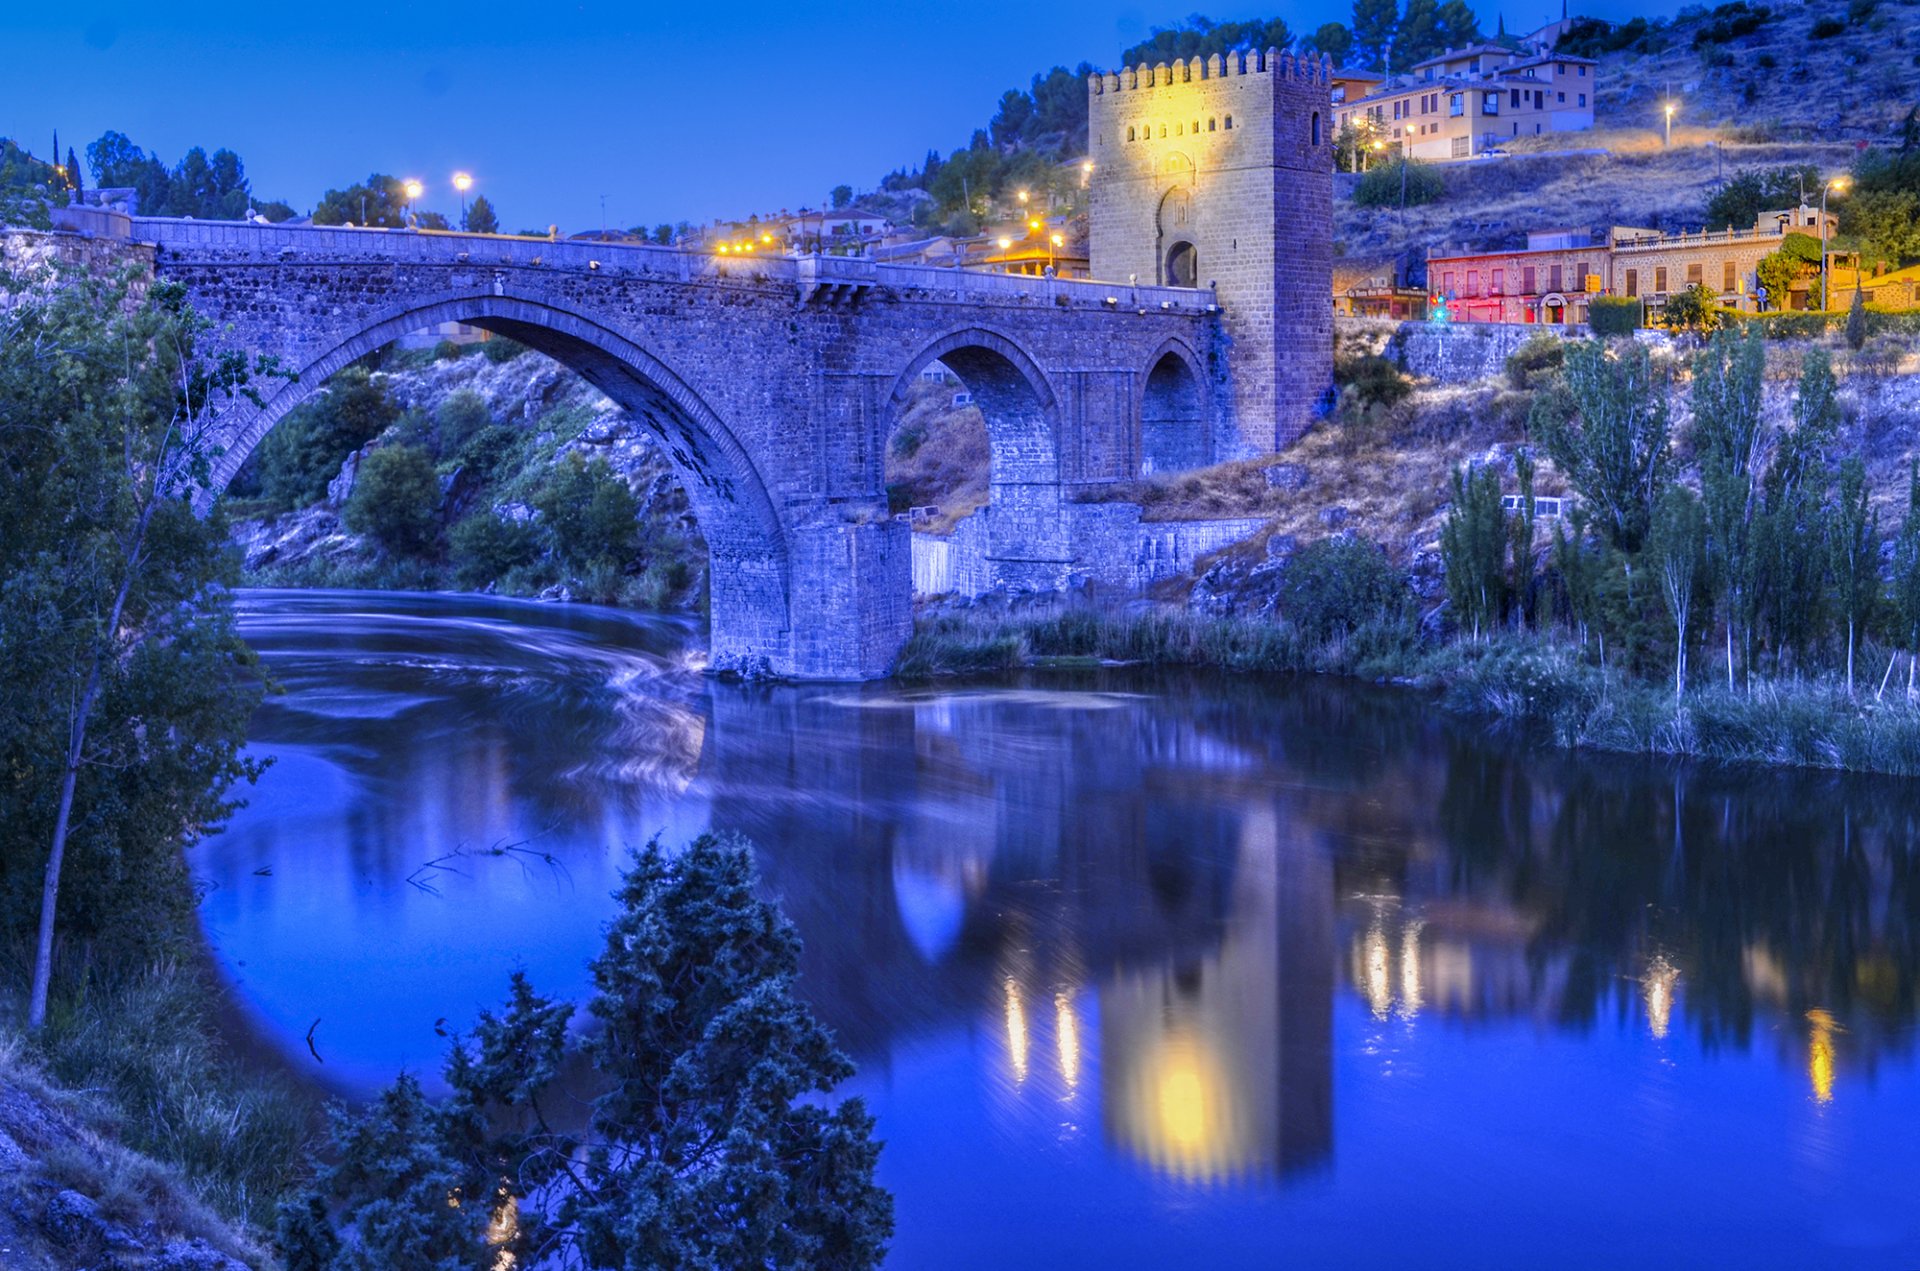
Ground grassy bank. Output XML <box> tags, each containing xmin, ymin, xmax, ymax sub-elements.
<box><xmin>902</xmin><ymin>605</ymin><xmax>1920</xmax><ymax>777</ymax></box>
<box><xmin>1</xmin><ymin>950</ymin><xmax>316</xmax><ymax>1259</ymax></box>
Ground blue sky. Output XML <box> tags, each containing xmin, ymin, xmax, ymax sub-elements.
<box><xmin>8</xmin><ymin>0</ymin><xmax>1678</xmax><ymax>231</ymax></box>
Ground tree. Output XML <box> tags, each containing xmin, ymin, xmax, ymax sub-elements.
<box><xmin>1352</xmin><ymin>0</ymin><xmax>1399</xmax><ymax>70</ymax></box>
<box><xmin>1661</xmin><ymin>283</ymin><xmax>1723</xmax><ymax>335</ymax></box>
<box><xmin>532</xmin><ymin>453</ymin><xmax>640</xmax><ymax>578</ymax></box>
<box><xmin>85</xmin><ymin>130</ymin><xmax>170</xmax><ymax>214</ymax></box>
<box><xmin>344</xmin><ymin>445</ymin><xmax>442</xmax><ymax>556</ymax></box>
<box><xmin>1649</xmin><ymin>487</ymin><xmax>1705</xmax><ymax>698</ymax></box>
<box><xmin>652</xmin><ymin>222</ymin><xmax>673</xmax><ymax>245</ymax></box>
<box><xmin>1305</xmin><ymin>21</ymin><xmax>1356</xmax><ymax>64</ymax></box>
<box><xmin>279</xmin><ymin>834</ymin><xmax>893</xmax><ymax>1271</ymax></box>
<box><xmin>239</xmin><ymin>366</ymin><xmax>402</xmax><ymax>509</ymax></box>
<box><xmin>464</xmin><ymin>194</ymin><xmax>499</xmax><ymax>234</ymax></box>
<box><xmin>1393</xmin><ymin>0</ymin><xmax>1444</xmax><ymax>71</ymax></box>
<box><xmin>1751</xmin><ymin>348</ymin><xmax>1839</xmax><ymax>669</ymax></box>
<box><xmin>1703</xmin><ymin>164</ymin><xmax>1819</xmax><ymax>231</ymax></box>
<box><xmin>1890</xmin><ymin>460</ymin><xmax>1920</xmax><ymax>696</ymax></box>
<box><xmin>64</xmin><ymin>146</ymin><xmax>81</xmax><ymax>193</ymax></box>
<box><xmin>1533</xmin><ymin>339</ymin><xmax>1671</xmax><ymax>553</ymax></box>
<box><xmin>0</xmin><ymin>269</ymin><xmax>274</xmax><ymax>1028</ymax></box>
<box><xmin>1442</xmin><ymin>463</ymin><xmax>1508</xmax><ymax>638</ymax></box>
<box><xmin>1846</xmin><ymin>285</ymin><xmax>1868</xmax><ymax>351</ymax></box>
<box><xmin>1437</xmin><ymin>0</ymin><xmax>1482</xmax><ymax>49</ymax></box>
<box><xmin>1829</xmin><ymin>457</ymin><xmax>1879</xmax><ymax>695</ymax></box>
<box><xmin>1691</xmin><ymin>327</ymin><xmax>1767</xmax><ymax>686</ymax></box>
<box><xmin>1278</xmin><ymin>535</ymin><xmax>1403</xmax><ymax>641</ymax></box>
<box><xmin>312</xmin><ymin>174</ymin><xmax>408</xmax><ymax>228</ymax></box>
<box><xmin>829</xmin><ymin>184</ymin><xmax>854</xmax><ymax>209</ymax></box>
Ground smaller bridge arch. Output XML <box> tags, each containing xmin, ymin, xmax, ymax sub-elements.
<box><xmin>890</xmin><ymin>326</ymin><xmax>1073</xmax><ymax>591</ymax></box>
<box><xmin>1139</xmin><ymin>339</ymin><xmax>1211</xmax><ymax>476</ymax></box>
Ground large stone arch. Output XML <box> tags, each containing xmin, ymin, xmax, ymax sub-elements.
<box><xmin>889</xmin><ymin>326</ymin><xmax>1070</xmax><ymax>590</ymax></box>
<box><xmin>210</xmin><ymin>291</ymin><xmax>793</xmax><ymax>675</ymax></box>
<box><xmin>1139</xmin><ymin>338</ymin><xmax>1211</xmax><ymax>475</ymax></box>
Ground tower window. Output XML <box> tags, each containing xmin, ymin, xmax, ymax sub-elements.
<box><xmin>1159</xmin><ymin>124</ymin><xmax>1167</xmax><ymax>138</ymax></box>
<box><xmin>1208</xmin><ymin>117</ymin><xmax>1216</xmax><ymax>131</ymax></box>
<box><xmin>1223</xmin><ymin>115</ymin><xmax>1233</xmax><ymax>130</ymax></box>
<box><xmin>1191</xmin><ymin>119</ymin><xmax>1200</xmax><ymax>134</ymax></box>
<box><xmin>1127</xmin><ymin>126</ymin><xmax>1136</xmax><ymax>141</ymax></box>
<box><xmin>1312</xmin><ymin>111</ymin><xmax>1321</xmax><ymax>145</ymax></box>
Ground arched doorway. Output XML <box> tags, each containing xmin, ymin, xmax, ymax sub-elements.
<box><xmin>209</xmin><ymin>296</ymin><xmax>795</xmax><ymax>675</ymax></box>
<box><xmin>1140</xmin><ymin>349</ymin><xmax>1206</xmax><ymax>476</ymax></box>
<box><xmin>1166</xmin><ymin>242</ymin><xmax>1199</xmax><ymax>289</ymax></box>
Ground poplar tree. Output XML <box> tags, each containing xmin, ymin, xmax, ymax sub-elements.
<box><xmin>1690</xmin><ymin>327</ymin><xmax>1766</xmax><ymax>687</ymax></box>
<box><xmin>1442</xmin><ymin>463</ymin><xmax>1508</xmax><ymax>638</ymax></box>
<box><xmin>1829</xmin><ymin>457</ymin><xmax>1880</xmax><ymax>696</ymax></box>
<box><xmin>1890</xmin><ymin>459</ymin><xmax>1920</xmax><ymax>696</ymax></box>
<box><xmin>1535</xmin><ymin>338</ymin><xmax>1671</xmax><ymax>553</ymax></box>
<box><xmin>1650</xmin><ymin>488</ymin><xmax>1705</xmax><ymax>699</ymax></box>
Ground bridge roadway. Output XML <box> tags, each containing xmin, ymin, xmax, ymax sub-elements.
<box><xmin>93</xmin><ymin>211</ymin><xmax>1231</xmax><ymax>678</ymax></box>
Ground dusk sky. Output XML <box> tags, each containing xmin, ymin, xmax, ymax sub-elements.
<box><xmin>11</xmin><ymin>0</ymin><xmax>1680</xmax><ymax>232</ymax></box>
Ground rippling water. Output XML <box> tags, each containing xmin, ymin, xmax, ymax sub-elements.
<box><xmin>199</xmin><ymin>589</ymin><xmax>1920</xmax><ymax>1268</ymax></box>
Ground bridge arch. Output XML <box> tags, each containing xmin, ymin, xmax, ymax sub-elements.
<box><xmin>1139</xmin><ymin>338</ymin><xmax>1211</xmax><ymax>476</ymax></box>
<box><xmin>889</xmin><ymin>326</ymin><xmax>1071</xmax><ymax>590</ymax></box>
<box><xmin>213</xmin><ymin>292</ymin><xmax>792</xmax><ymax>674</ymax></box>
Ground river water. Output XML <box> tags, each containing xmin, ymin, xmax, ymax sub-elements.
<box><xmin>199</xmin><ymin>589</ymin><xmax>1920</xmax><ymax>1268</ymax></box>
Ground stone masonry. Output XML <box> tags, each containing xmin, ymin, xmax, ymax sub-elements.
<box><xmin>1088</xmin><ymin>49</ymin><xmax>1335</xmax><ymax>456</ymax></box>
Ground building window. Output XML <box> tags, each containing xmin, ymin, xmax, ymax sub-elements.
<box><xmin>1578</xmin><ymin>65</ymin><xmax>1587</xmax><ymax>76</ymax></box>
<box><xmin>1192</xmin><ymin>119</ymin><xmax>1200</xmax><ymax>133</ymax></box>
<box><xmin>1511</xmin><ymin>89</ymin><xmax>1521</xmax><ymax>108</ymax></box>
<box><xmin>1127</xmin><ymin>126</ymin><xmax>1136</xmax><ymax>141</ymax></box>
<box><xmin>1535</xmin><ymin>91</ymin><xmax>1544</xmax><ymax>109</ymax></box>
<box><xmin>1449</xmin><ymin>94</ymin><xmax>1464</xmax><ymax>117</ymax></box>
<box><xmin>1208</xmin><ymin>117</ymin><xmax>1217</xmax><ymax>131</ymax></box>
<box><xmin>1492</xmin><ymin>268</ymin><xmax>1505</xmax><ymax>294</ymax></box>
<box><xmin>1556</xmin><ymin>63</ymin><xmax>1566</xmax><ymax>74</ymax></box>
<box><xmin>1442</xmin><ymin>271</ymin><xmax>1455</xmax><ymax>294</ymax></box>
<box><xmin>1483</xmin><ymin>92</ymin><xmax>1500</xmax><ymax>115</ymax></box>
<box><xmin>1723</xmin><ymin>260</ymin><xmax>1736</xmax><ymax>292</ymax></box>
<box><xmin>1625</xmin><ymin>269</ymin><xmax>1638</xmax><ymax>297</ymax></box>
<box><xmin>1160</xmin><ymin>124</ymin><xmax>1168</xmax><ymax>138</ymax></box>
<box><xmin>1312</xmin><ymin>112</ymin><xmax>1321</xmax><ymax>145</ymax></box>
<box><xmin>1175</xmin><ymin>121</ymin><xmax>1183</xmax><ymax>135</ymax></box>
<box><xmin>1524</xmin><ymin>265</ymin><xmax>1537</xmax><ymax>293</ymax></box>
<box><xmin>1224</xmin><ymin>115</ymin><xmax>1234</xmax><ymax>130</ymax></box>
<box><xmin>1575</xmin><ymin>261</ymin><xmax>1589</xmax><ymax>288</ymax></box>
<box><xmin>1451</xmin><ymin>135</ymin><xmax>1469</xmax><ymax>157</ymax></box>
<box><xmin>1549</xmin><ymin>263</ymin><xmax>1563</xmax><ymax>292</ymax></box>
<box><xmin>1578</xmin><ymin>93</ymin><xmax>1587</xmax><ymax>107</ymax></box>
<box><xmin>1558</xmin><ymin>91</ymin><xmax>1566</xmax><ymax>103</ymax></box>
<box><xmin>1655</xmin><ymin>266</ymin><xmax>1668</xmax><ymax>293</ymax></box>
<box><xmin>1687</xmin><ymin>262</ymin><xmax>1704</xmax><ymax>286</ymax></box>
<box><xmin>1468</xmin><ymin>270</ymin><xmax>1481</xmax><ymax>297</ymax></box>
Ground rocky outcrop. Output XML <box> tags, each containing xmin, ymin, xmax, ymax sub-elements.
<box><xmin>229</xmin><ymin>505</ymin><xmax>359</xmax><ymax>574</ymax></box>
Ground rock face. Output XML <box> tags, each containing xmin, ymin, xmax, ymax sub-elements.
<box><xmin>228</xmin><ymin>505</ymin><xmax>358</xmax><ymax>574</ymax></box>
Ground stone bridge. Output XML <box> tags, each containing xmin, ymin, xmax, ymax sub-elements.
<box><xmin>120</xmin><ymin>216</ymin><xmax>1222</xmax><ymax>677</ymax></box>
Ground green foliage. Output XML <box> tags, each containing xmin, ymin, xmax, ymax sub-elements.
<box><xmin>1588</xmin><ymin>295</ymin><xmax>1645</xmax><ymax>336</ymax></box>
<box><xmin>1649</xmin><ymin>487</ymin><xmax>1707</xmax><ymax>696</ymax></box>
<box><xmin>1351</xmin><ymin>0</ymin><xmax>1399</xmax><ymax>68</ymax></box>
<box><xmin>344</xmin><ymin>446</ymin><xmax>442</xmax><ymax>556</ymax></box>
<box><xmin>1661</xmin><ymin>283</ymin><xmax>1725</xmax><ymax>333</ymax></box>
<box><xmin>1755</xmin><ymin>248</ymin><xmax>1802</xmax><ymax>310</ymax></box>
<box><xmin>1303</xmin><ymin>21</ymin><xmax>1355</xmax><ymax>64</ymax></box>
<box><xmin>1891</xmin><ymin>461</ymin><xmax>1920</xmax><ymax>650</ymax></box>
<box><xmin>1846</xmin><ymin>115</ymin><xmax>1920</xmax><ymax>262</ymax></box>
<box><xmin>1335</xmin><ymin>353</ymin><xmax>1413</xmax><ymax>426</ymax></box>
<box><xmin>1442</xmin><ymin>465</ymin><xmax>1509</xmax><ymax>638</ymax></box>
<box><xmin>1533</xmin><ymin>339</ymin><xmax>1670</xmax><ymax>552</ymax></box>
<box><xmin>311</xmin><ymin>174</ymin><xmax>408</xmax><ymax>228</ymax></box>
<box><xmin>829</xmin><ymin>184</ymin><xmax>854</xmax><ymax>209</ymax></box>
<box><xmin>1504</xmin><ymin>333</ymin><xmax>1566</xmax><ymax>389</ymax></box>
<box><xmin>85</xmin><ymin>131</ymin><xmax>281</xmax><ymax>220</ymax></box>
<box><xmin>0</xmin><ymin>269</ymin><xmax>269</xmax><ymax>973</ymax></box>
<box><xmin>1809</xmin><ymin>15</ymin><xmax>1846</xmax><ymax>37</ymax></box>
<box><xmin>481</xmin><ymin>336</ymin><xmax>528</xmax><ymax>364</ymax></box>
<box><xmin>1846</xmin><ymin>286</ymin><xmax>1869</xmax><ymax>350</ymax></box>
<box><xmin>1691</xmin><ymin>1</ymin><xmax>1773</xmax><ymax>46</ymax></box>
<box><xmin>1352</xmin><ymin>158</ymin><xmax>1443</xmax><ymax>208</ymax></box>
<box><xmin>1555</xmin><ymin>15</ymin><xmax>1655</xmax><ymax>56</ymax></box>
<box><xmin>462</xmin><ymin>194</ymin><xmax>499</xmax><ymax>234</ymax></box>
<box><xmin>434</xmin><ymin>390</ymin><xmax>494</xmax><ymax>457</ymax></box>
<box><xmin>1278</xmin><ymin>535</ymin><xmax>1403</xmax><ymax>642</ymax></box>
<box><xmin>1123</xmin><ymin>16</ymin><xmax>1296</xmax><ymax>67</ymax></box>
<box><xmin>1703</xmin><ymin>164</ymin><xmax>1818</xmax><ymax>230</ymax></box>
<box><xmin>1780</xmin><ymin>231</ymin><xmax>1824</xmax><ymax>265</ymax></box>
<box><xmin>532</xmin><ymin>453</ymin><xmax>638</xmax><ymax>574</ymax></box>
<box><xmin>1829</xmin><ymin>456</ymin><xmax>1879</xmax><ymax>690</ymax></box>
<box><xmin>448</xmin><ymin>513</ymin><xmax>540</xmax><ymax>589</ymax></box>
<box><xmin>239</xmin><ymin>367</ymin><xmax>401</xmax><ymax>509</ymax></box>
<box><xmin>280</xmin><ymin>834</ymin><xmax>892</xmax><ymax>1271</ymax></box>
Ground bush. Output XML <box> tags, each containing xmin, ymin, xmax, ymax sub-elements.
<box><xmin>343</xmin><ymin>445</ymin><xmax>442</xmax><ymax>556</ymax></box>
<box><xmin>435</xmin><ymin>389</ymin><xmax>494</xmax><ymax>457</ymax></box>
<box><xmin>448</xmin><ymin>511</ymin><xmax>541</xmax><ymax>589</ymax></box>
<box><xmin>1337</xmin><ymin>353</ymin><xmax>1413</xmax><ymax>412</ymax></box>
<box><xmin>481</xmin><ymin>335</ymin><xmax>528</xmax><ymax>364</ymax></box>
<box><xmin>1505</xmin><ymin>333</ymin><xmax>1567</xmax><ymax>389</ymax></box>
<box><xmin>1810</xmin><ymin>15</ymin><xmax>1846</xmax><ymax>36</ymax></box>
<box><xmin>453</xmin><ymin>422</ymin><xmax>524</xmax><ymax>483</ymax></box>
<box><xmin>532</xmin><ymin>452</ymin><xmax>638</xmax><ymax>572</ymax></box>
<box><xmin>1661</xmin><ymin>283</ymin><xmax>1725</xmax><ymax>333</ymax></box>
<box><xmin>237</xmin><ymin>367</ymin><xmax>401</xmax><ymax>509</ymax></box>
<box><xmin>1353</xmin><ymin>159</ymin><xmax>1444</xmax><ymax>209</ymax></box>
<box><xmin>1588</xmin><ymin>295</ymin><xmax>1644</xmax><ymax>336</ymax></box>
<box><xmin>1278</xmin><ymin>535</ymin><xmax>1404</xmax><ymax>643</ymax></box>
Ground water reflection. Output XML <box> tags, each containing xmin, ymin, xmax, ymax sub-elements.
<box><xmin>200</xmin><ymin>591</ymin><xmax>1920</xmax><ymax>1266</ymax></box>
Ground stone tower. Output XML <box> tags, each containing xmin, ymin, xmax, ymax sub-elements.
<box><xmin>1087</xmin><ymin>50</ymin><xmax>1333</xmax><ymax>455</ymax></box>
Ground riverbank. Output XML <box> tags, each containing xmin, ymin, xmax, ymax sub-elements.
<box><xmin>0</xmin><ymin>954</ymin><xmax>314</xmax><ymax>1270</ymax></box>
<box><xmin>900</xmin><ymin>604</ymin><xmax>1920</xmax><ymax>777</ymax></box>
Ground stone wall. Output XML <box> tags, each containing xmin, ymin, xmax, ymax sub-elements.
<box><xmin>913</xmin><ymin>508</ymin><xmax>1266</xmax><ymax>598</ymax></box>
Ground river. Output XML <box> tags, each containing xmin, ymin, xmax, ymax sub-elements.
<box><xmin>198</xmin><ymin>589</ymin><xmax>1920</xmax><ymax>1268</ymax></box>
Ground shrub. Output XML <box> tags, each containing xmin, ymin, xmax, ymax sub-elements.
<box><xmin>1589</xmin><ymin>295</ymin><xmax>1644</xmax><ymax>336</ymax></box>
<box><xmin>454</xmin><ymin>422</ymin><xmax>524</xmax><ymax>483</ymax></box>
<box><xmin>1278</xmin><ymin>535</ymin><xmax>1404</xmax><ymax>643</ymax></box>
<box><xmin>1810</xmin><ymin>15</ymin><xmax>1847</xmax><ymax>35</ymax></box>
<box><xmin>448</xmin><ymin>512</ymin><xmax>541</xmax><ymax>588</ymax></box>
<box><xmin>1847</xmin><ymin>0</ymin><xmax>1878</xmax><ymax>20</ymax></box>
<box><xmin>1505</xmin><ymin>333</ymin><xmax>1567</xmax><ymax>389</ymax></box>
<box><xmin>238</xmin><ymin>367</ymin><xmax>400</xmax><ymax>509</ymax></box>
<box><xmin>343</xmin><ymin>445</ymin><xmax>442</xmax><ymax>556</ymax></box>
<box><xmin>532</xmin><ymin>452</ymin><xmax>638</xmax><ymax>572</ymax></box>
<box><xmin>435</xmin><ymin>389</ymin><xmax>494</xmax><ymax>457</ymax></box>
<box><xmin>481</xmin><ymin>335</ymin><xmax>529</xmax><ymax>364</ymax></box>
<box><xmin>1337</xmin><ymin>353</ymin><xmax>1413</xmax><ymax>409</ymax></box>
<box><xmin>1661</xmin><ymin>283</ymin><xmax>1725</xmax><ymax>333</ymax></box>
<box><xmin>1353</xmin><ymin>158</ymin><xmax>1444</xmax><ymax>209</ymax></box>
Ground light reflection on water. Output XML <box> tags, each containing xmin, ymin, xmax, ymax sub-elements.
<box><xmin>199</xmin><ymin>590</ymin><xmax>1920</xmax><ymax>1268</ymax></box>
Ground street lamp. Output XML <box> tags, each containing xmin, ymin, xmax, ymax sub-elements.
<box><xmin>1017</xmin><ymin>189</ymin><xmax>1029</xmax><ymax>206</ymax></box>
<box><xmin>1663</xmin><ymin>102</ymin><xmax>1675</xmax><ymax>147</ymax></box>
<box><xmin>1821</xmin><ymin>175</ymin><xmax>1850</xmax><ymax>311</ymax></box>
<box><xmin>1049</xmin><ymin>231</ymin><xmax>1063</xmax><ymax>273</ymax></box>
<box><xmin>453</xmin><ymin>171</ymin><xmax>472</xmax><ymax>229</ymax></box>
<box><xmin>402</xmin><ymin>179</ymin><xmax>424</xmax><ymax>228</ymax></box>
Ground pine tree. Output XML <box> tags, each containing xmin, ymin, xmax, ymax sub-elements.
<box><xmin>1393</xmin><ymin>0</ymin><xmax>1441</xmax><ymax>71</ymax></box>
<box><xmin>1846</xmin><ymin>284</ymin><xmax>1868</xmax><ymax>352</ymax></box>
<box><xmin>64</xmin><ymin>146</ymin><xmax>81</xmax><ymax>193</ymax></box>
<box><xmin>1351</xmin><ymin>0</ymin><xmax>1400</xmax><ymax>70</ymax></box>
<box><xmin>463</xmin><ymin>193</ymin><xmax>499</xmax><ymax>234</ymax></box>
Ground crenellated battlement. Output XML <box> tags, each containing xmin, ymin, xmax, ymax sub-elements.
<box><xmin>1087</xmin><ymin>49</ymin><xmax>1332</xmax><ymax>94</ymax></box>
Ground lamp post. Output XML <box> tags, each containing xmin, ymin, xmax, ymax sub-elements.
<box><xmin>1049</xmin><ymin>232</ymin><xmax>1063</xmax><ymax>273</ymax></box>
<box><xmin>1820</xmin><ymin>175</ymin><xmax>1849</xmax><ymax>311</ymax></box>
<box><xmin>402</xmin><ymin>179</ymin><xmax>424</xmax><ymax>228</ymax></box>
<box><xmin>1663</xmin><ymin>102</ymin><xmax>1675</xmax><ymax>147</ymax></box>
<box><xmin>453</xmin><ymin>171</ymin><xmax>472</xmax><ymax>229</ymax></box>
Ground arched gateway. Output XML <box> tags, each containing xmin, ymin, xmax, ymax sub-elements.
<box><xmin>89</xmin><ymin>53</ymin><xmax>1330</xmax><ymax>678</ymax></box>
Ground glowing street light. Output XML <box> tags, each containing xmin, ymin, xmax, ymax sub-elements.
<box><xmin>1821</xmin><ymin>174</ymin><xmax>1850</xmax><ymax>310</ymax></box>
<box><xmin>402</xmin><ymin>178</ymin><xmax>424</xmax><ymax>227</ymax></box>
<box><xmin>1017</xmin><ymin>189</ymin><xmax>1030</xmax><ymax>205</ymax></box>
<box><xmin>1663</xmin><ymin>101</ymin><xmax>1676</xmax><ymax>147</ymax></box>
<box><xmin>452</xmin><ymin>171</ymin><xmax>473</xmax><ymax>229</ymax></box>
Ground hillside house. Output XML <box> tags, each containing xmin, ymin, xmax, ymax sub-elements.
<box><xmin>1332</xmin><ymin>43</ymin><xmax>1598</xmax><ymax>162</ymax></box>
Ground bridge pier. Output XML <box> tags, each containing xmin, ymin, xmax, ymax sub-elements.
<box><xmin>783</xmin><ymin>517</ymin><xmax>913</xmax><ymax>680</ymax></box>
